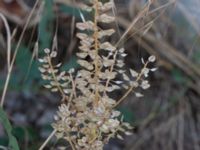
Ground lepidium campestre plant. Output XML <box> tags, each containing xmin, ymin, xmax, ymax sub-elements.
<box><xmin>38</xmin><ymin>0</ymin><xmax>157</xmax><ymax>149</ymax></box>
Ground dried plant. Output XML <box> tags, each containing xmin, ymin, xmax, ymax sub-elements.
<box><xmin>38</xmin><ymin>0</ymin><xmax>156</xmax><ymax>149</ymax></box>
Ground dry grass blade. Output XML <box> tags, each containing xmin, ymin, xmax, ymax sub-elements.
<box><xmin>116</xmin><ymin>0</ymin><xmax>152</xmax><ymax>47</ymax></box>
<box><xmin>0</xmin><ymin>13</ymin><xmax>11</xmax><ymax>69</ymax></box>
<box><xmin>149</xmin><ymin>0</ymin><xmax>176</xmax><ymax>15</ymax></box>
<box><xmin>39</xmin><ymin>129</ymin><xmax>56</xmax><ymax>150</ymax></box>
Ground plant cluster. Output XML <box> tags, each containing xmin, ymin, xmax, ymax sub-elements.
<box><xmin>39</xmin><ymin>0</ymin><xmax>156</xmax><ymax>149</ymax></box>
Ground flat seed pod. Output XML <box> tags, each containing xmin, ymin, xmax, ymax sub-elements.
<box><xmin>130</xmin><ymin>69</ymin><xmax>138</xmax><ymax>77</ymax></box>
<box><xmin>98</xmin><ymin>14</ymin><xmax>115</xmax><ymax>23</ymax></box>
<box><xmin>44</xmin><ymin>48</ymin><xmax>50</xmax><ymax>54</ymax></box>
<box><xmin>148</xmin><ymin>55</ymin><xmax>156</xmax><ymax>62</ymax></box>
<box><xmin>50</xmin><ymin>51</ymin><xmax>57</xmax><ymax>57</ymax></box>
<box><xmin>98</xmin><ymin>29</ymin><xmax>115</xmax><ymax>39</ymax></box>
<box><xmin>51</xmin><ymin>88</ymin><xmax>58</xmax><ymax>92</ymax></box>
<box><xmin>77</xmin><ymin>60</ymin><xmax>94</xmax><ymax>70</ymax></box>
<box><xmin>76</xmin><ymin>21</ymin><xmax>94</xmax><ymax>30</ymax></box>
<box><xmin>100</xmin><ymin>42</ymin><xmax>116</xmax><ymax>51</ymax></box>
<box><xmin>76</xmin><ymin>52</ymin><xmax>88</xmax><ymax>59</ymax></box>
<box><xmin>123</xmin><ymin>73</ymin><xmax>130</xmax><ymax>81</ymax></box>
<box><xmin>98</xmin><ymin>1</ymin><xmax>113</xmax><ymax>11</ymax></box>
<box><xmin>135</xmin><ymin>92</ymin><xmax>143</xmax><ymax>97</ymax></box>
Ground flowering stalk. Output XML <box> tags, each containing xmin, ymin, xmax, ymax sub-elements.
<box><xmin>38</xmin><ymin>0</ymin><xmax>156</xmax><ymax>149</ymax></box>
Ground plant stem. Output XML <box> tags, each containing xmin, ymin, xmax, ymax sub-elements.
<box><xmin>113</xmin><ymin>61</ymin><xmax>149</xmax><ymax>108</ymax></box>
<box><xmin>47</xmin><ymin>55</ymin><xmax>66</xmax><ymax>98</ymax></box>
<box><xmin>39</xmin><ymin>129</ymin><xmax>56</xmax><ymax>150</ymax></box>
<box><xmin>94</xmin><ymin>0</ymin><xmax>100</xmax><ymax>104</ymax></box>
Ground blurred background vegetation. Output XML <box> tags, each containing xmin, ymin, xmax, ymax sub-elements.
<box><xmin>0</xmin><ymin>0</ymin><xmax>200</xmax><ymax>149</ymax></box>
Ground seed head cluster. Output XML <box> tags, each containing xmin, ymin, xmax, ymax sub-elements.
<box><xmin>39</xmin><ymin>0</ymin><xmax>156</xmax><ymax>149</ymax></box>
